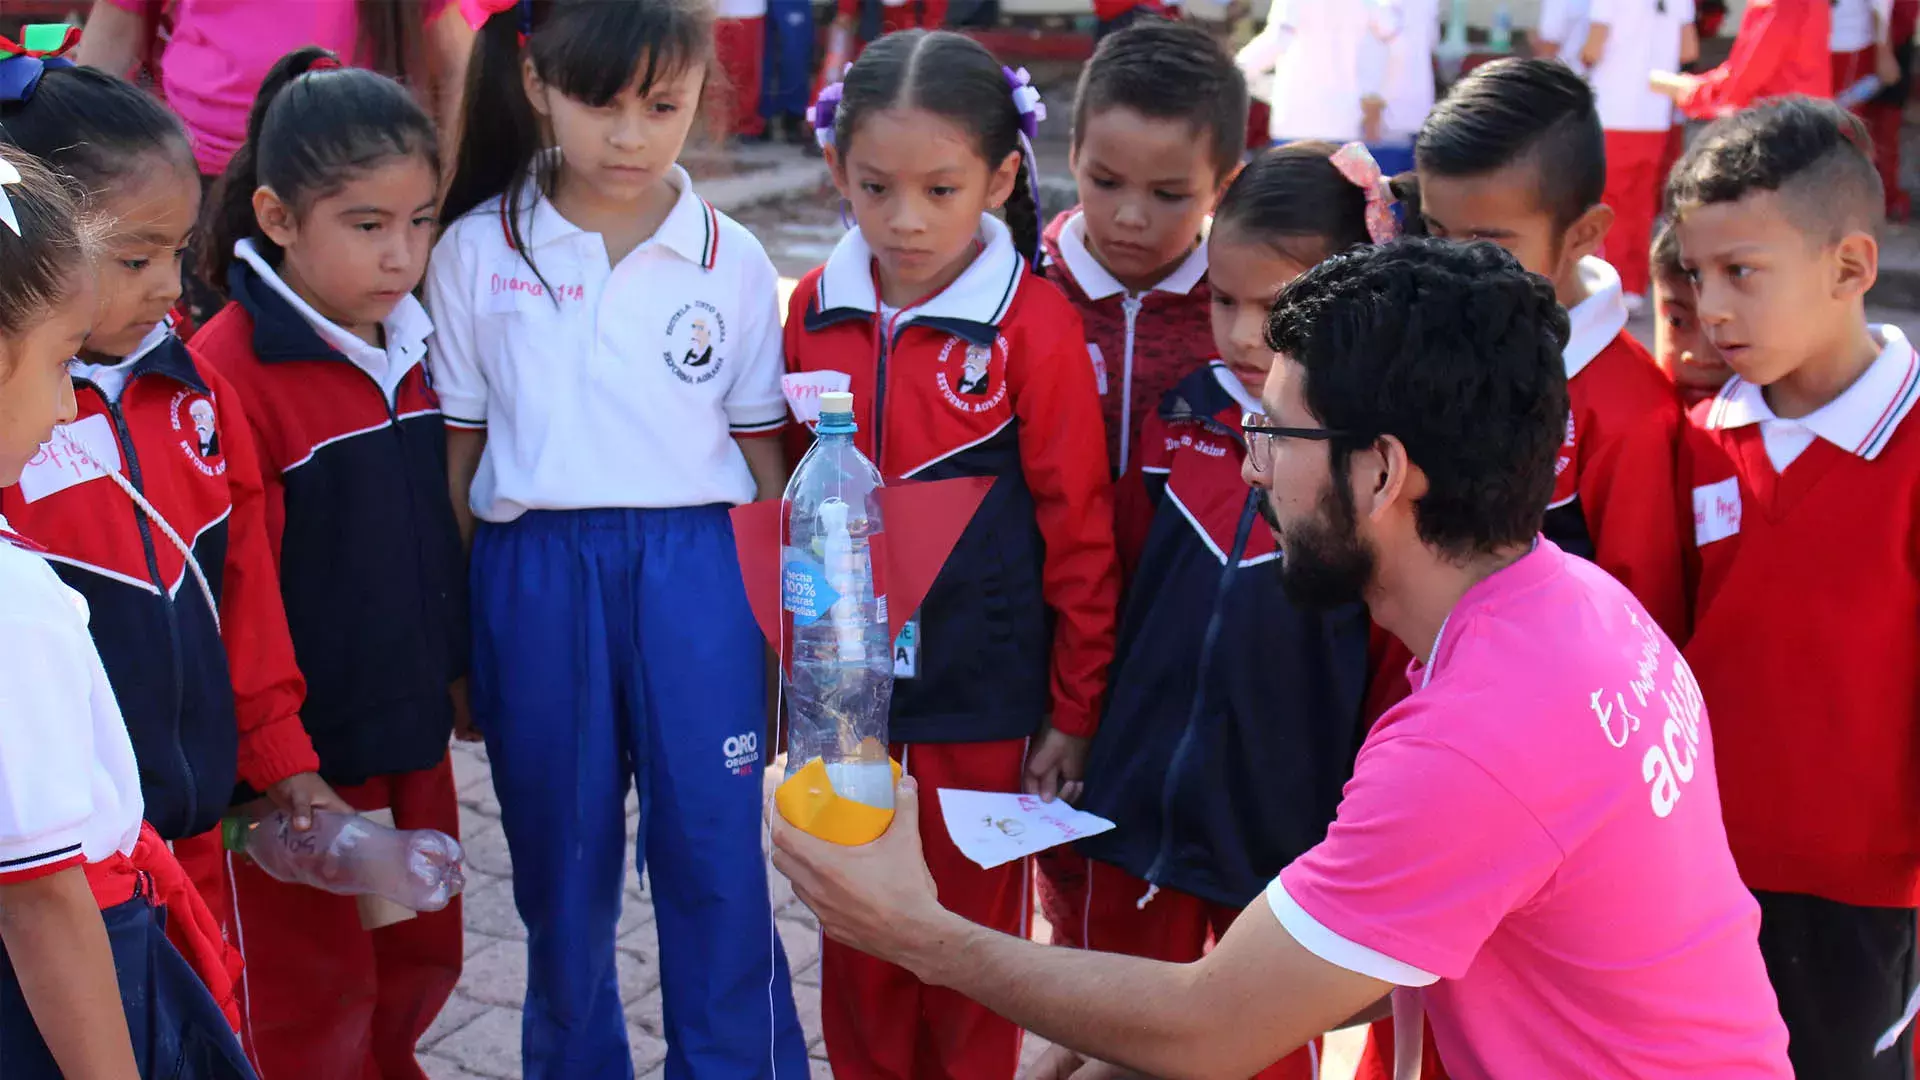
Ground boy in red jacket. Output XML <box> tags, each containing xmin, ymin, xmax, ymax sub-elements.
<box><xmin>1042</xmin><ymin>19</ymin><xmax>1245</xmax><ymax>563</ymax></box>
<box><xmin>1671</xmin><ymin>96</ymin><xmax>1919</xmax><ymax>1080</ymax></box>
<box><xmin>1033</xmin><ymin>18</ymin><xmax>1244</xmax><ymax>946</ymax></box>
<box><xmin>1414</xmin><ymin>57</ymin><xmax>1687</xmax><ymax>639</ymax></box>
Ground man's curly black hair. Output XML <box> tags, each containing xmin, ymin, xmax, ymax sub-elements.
<box><xmin>1265</xmin><ymin>237</ymin><xmax>1571</xmax><ymax>559</ymax></box>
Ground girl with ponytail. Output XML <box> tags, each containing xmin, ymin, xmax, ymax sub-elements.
<box><xmin>430</xmin><ymin>3</ymin><xmax>808</xmax><ymax>1077</ymax></box>
<box><xmin>191</xmin><ymin>47</ymin><xmax>469</xmax><ymax>1080</ymax></box>
<box><xmin>783</xmin><ymin>28</ymin><xmax>1120</xmax><ymax>1080</ymax></box>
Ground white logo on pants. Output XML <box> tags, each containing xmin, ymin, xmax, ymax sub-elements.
<box><xmin>723</xmin><ymin>732</ymin><xmax>760</xmax><ymax>773</ymax></box>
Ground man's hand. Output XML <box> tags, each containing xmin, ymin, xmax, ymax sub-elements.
<box><xmin>1025</xmin><ymin>726</ymin><xmax>1089</xmax><ymax>805</ymax></box>
<box><xmin>770</xmin><ymin>776</ymin><xmax>959</xmax><ymax>979</ymax></box>
<box><xmin>450</xmin><ymin>676</ymin><xmax>482</xmax><ymax>743</ymax></box>
<box><xmin>267</xmin><ymin>771</ymin><xmax>349</xmax><ymax>831</ymax></box>
<box><xmin>1024</xmin><ymin>1044</ymin><xmax>1140</xmax><ymax>1080</ymax></box>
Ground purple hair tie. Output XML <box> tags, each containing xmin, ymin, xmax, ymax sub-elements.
<box><xmin>808</xmin><ymin>78</ymin><xmax>847</xmax><ymax>150</ymax></box>
<box><xmin>1001</xmin><ymin>66</ymin><xmax>1047</xmax><ymax>269</ymax></box>
<box><xmin>1001</xmin><ymin>66</ymin><xmax>1046</xmax><ymax>141</ymax></box>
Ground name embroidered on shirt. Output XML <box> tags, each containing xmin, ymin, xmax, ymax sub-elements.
<box><xmin>1692</xmin><ymin>476</ymin><xmax>1742</xmax><ymax>546</ymax></box>
<box><xmin>782</xmin><ymin>370</ymin><xmax>852</xmax><ymax>425</ymax></box>
<box><xmin>489</xmin><ymin>273</ymin><xmax>584</xmax><ymax>303</ymax></box>
<box><xmin>18</xmin><ymin>414</ymin><xmax>123</xmax><ymax>503</ymax></box>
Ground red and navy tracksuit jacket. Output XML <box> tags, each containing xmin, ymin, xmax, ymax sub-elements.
<box><xmin>0</xmin><ymin>331</ymin><xmax>317</xmax><ymax>841</ymax></box>
<box><xmin>1077</xmin><ymin>363</ymin><xmax>1369</xmax><ymax>908</ymax></box>
<box><xmin>191</xmin><ymin>261</ymin><xmax>466</xmax><ymax>786</ymax></box>
<box><xmin>782</xmin><ymin>220</ymin><xmax>1120</xmax><ymax>742</ymax></box>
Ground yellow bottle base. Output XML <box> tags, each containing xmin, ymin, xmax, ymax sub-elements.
<box><xmin>775</xmin><ymin>756</ymin><xmax>902</xmax><ymax>845</ymax></box>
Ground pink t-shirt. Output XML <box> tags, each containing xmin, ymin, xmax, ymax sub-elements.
<box><xmin>1272</xmin><ymin>541</ymin><xmax>1789</xmax><ymax>1079</ymax></box>
<box><xmin>106</xmin><ymin>0</ymin><xmax>448</xmax><ymax>176</ymax></box>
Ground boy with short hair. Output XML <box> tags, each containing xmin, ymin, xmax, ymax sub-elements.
<box><xmin>1035</xmin><ymin>17</ymin><xmax>1245</xmax><ymax>948</ymax></box>
<box><xmin>1650</xmin><ymin>217</ymin><xmax>1733</xmax><ymax>406</ymax></box>
<box><xmin>1414</xmin><ymin>57</ymin><xmax>1687</xmax><ymax>638</ymax></box>
<box><xmin>1042</xmin><ymin>18</ymin><xmax>1245</xmax><ymax>532</ymax></box>
<box><xmin>1670</xmin><ymin>95</ymin><xmax>1920</xmax><ymax>1080</ymax></box>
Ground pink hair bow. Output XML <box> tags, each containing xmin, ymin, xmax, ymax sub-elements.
<box><xmin>457</xmin><ymin>0</ymin><xmax>522</xmax><ymax>31</ymax></box>
<box><xmin>1329</xmin><ymin>142</ymin><xmax>1400</xmax><ymax>245</ymax></box>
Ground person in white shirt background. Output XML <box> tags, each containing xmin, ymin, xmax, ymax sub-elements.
<box><xmin>1579</xmin><ymin>0</ymin><xmax>1700</xmax><ymax>309</ymax></box>
<box><xmin>1237</xmin><ymin>0</ymin><xmax>1397</xmax><ymax>146</ymax></box>
<box><xmin>1363</xmin><ymin>0</ymin><xmax>1439</xmax><ymax>174</ymax></box>
<box><xmin>1831</xmin><ymin>0</ymin><xmax>1900</xmax><ymax>100</ymax></box>
<box><xmin>1534</xmin><ymin>0</ymin><xmax>1593</xmax><ymax>71</ymax></box>
<box><xmin>0</xmin><ymin>148</ymin><xmax>256</xmax><ymax>1080</ymax></box>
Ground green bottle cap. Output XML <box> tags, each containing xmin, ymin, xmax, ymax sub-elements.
<box><xmin>221</xmin><ymin>815</ymin><xmax>251</xmax><ymax>854</ymax></box>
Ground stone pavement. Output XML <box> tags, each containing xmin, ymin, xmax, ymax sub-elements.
<box><xmin>419</xmin><ymin>742</ymin><xmax>1365</xmax><ymax>1080</ymax></box>
<box><xmin>416</xmin><ymin>741</ymin><xmax>1065</xmax><ymax>1080</ymax></box>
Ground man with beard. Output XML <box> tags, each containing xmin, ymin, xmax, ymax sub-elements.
<box><xmin>771</xmin><ymin>238</ymin><xmax>1792</xmax><ymax>1079</ymax></box>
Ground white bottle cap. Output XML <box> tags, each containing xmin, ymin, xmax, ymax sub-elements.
<box><xmin>819</xmin><ymin>390</ymin><xmax>854</xmax><ymax>419</ymax></box>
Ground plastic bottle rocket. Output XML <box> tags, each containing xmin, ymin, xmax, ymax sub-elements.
<box><xmin>225</xmin><ymin>809</ymin><xmax>465</xmax><ymax>911</ymax></box>
<box><xmin>775</xmin><ymin>390</ymin><xmax>901</xmax><ymax>844</ymax></box>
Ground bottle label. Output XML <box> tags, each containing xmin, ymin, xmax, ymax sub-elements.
<box><xmin>782</xmin><ymin>547</ymin><xmax>841</xmax><ymax>625</ymax></box>
<box><xmin>894</xmin><ymin>618</ymin><xmax>919</xmax><ymax>678</ymax></box>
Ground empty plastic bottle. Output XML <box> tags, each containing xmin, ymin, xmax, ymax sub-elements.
<box><xmin>225</xmin><ymin>809</ymin><xmax>466</xmax><ymax>912</ymax></box>
<box><xmin>782</xmin><ymin>390</ymin><xmax>895</xmax><ymax>810</ymax></box>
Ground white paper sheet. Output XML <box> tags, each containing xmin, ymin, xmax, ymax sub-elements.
<box><xmin>937</xmin><ymin>789</ymin><xmax>1116</xmax><ymax>871</ymax></box>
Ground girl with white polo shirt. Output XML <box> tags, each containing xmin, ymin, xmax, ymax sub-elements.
<box><xmin>0</xmin><ymin>148</ymin><xmax>256</xmax><ymax>1080</ymax></box>
<box><xmin>432</xmin><ymin>3</ymin><xmax>806</xmax><ymax>1078</ymax></box>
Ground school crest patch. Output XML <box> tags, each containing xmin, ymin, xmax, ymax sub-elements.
<box><xmin>664</xmin><ymin>301</ymin><xmax>728</xmax><ymax>384</ymax></box>
<box><xmin>935</xmin><ymin>334</ymin><xmax>1009</xmax><ymax>414</ymax></box>
<box><xmin>170</xmin><ymin>390</ymin><xmax>227</xmax><ymax>478</ymax></box>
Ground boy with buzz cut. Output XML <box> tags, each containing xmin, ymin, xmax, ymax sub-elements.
<box><xmin>1414</xmin><ymin>57</ymin><xmax>1687</xmax><ymax>639</ymax></box>
<box><xmin>1670</xmin><ymin>96</ymin><xmax>1920</xmax><ymax>1080</ymax></box>
<box><xmin>1036</xmin><ymin>15</ymin><xmax>1247</xmax><ymax>949</ymax></box>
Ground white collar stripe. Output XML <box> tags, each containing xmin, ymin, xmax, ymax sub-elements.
<box><xmin>1562</xmin><ymin>257</ymin><xmax>1630</xmax><ymax>379</ymax></box>
<box><xmin>1702</xmin><ymin>327</ymin><xmax>1920</xmax><ymax>462</ymax></box>
<box><xmin>1056</xmin><ymin>211</ymin><xmax>1209</xmax><ymax>300</ymax></box>
<box><xmin>1860</xmin><ymin>345</ymin><xmax>1920</xmax><ymax>458</ymax></box>
<box><xmin>816</xmin><ymin>215</ymin><xmax>1024</xmax><ymax>330</ymax></box>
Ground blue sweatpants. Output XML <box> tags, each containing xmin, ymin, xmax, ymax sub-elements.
<box><xmin>0</xmin><ymin>895</ymin><xmax>257</xmax><ymax>1080</ymax></box>
<box><xmin>761</xmin><ymin>0</ymin><xmax>815</xmax><ymax>119</ymax></box>
<box><xmin>471</xmin><ymin>507</ymin><xmax>808</xmax><ymax>1080</ymax></box>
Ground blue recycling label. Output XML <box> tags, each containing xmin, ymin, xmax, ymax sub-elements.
<box><xmin>782</xmin><ymin>547</ymin><xmax>840</xmax><ymax>626</ymax></box>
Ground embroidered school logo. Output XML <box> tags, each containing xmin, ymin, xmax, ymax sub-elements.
<box><xmin>722</xmin><ymin>732</ymin><xmax>760</xmax><ymax>774</ymax></box>
<box><xmin>935</xmin><ymin>335</ymin><xmax>1009</xmax><ymax>414</ymax></box>
<box><xmin>169</xmin><ymin>390</ymin><xmax>227</xmax><ymax>479</ymax></box>
<box><xmin>664</xmin><ymin>301</ymin><xmax>728</xmax><ymax>385</ymax></box>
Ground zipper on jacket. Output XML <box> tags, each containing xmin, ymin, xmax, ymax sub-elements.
<box><xmin>1117</xmin><ymin>293</ymin><xmax>1144</xmax><ymax>476</ymax></box>
<box><xmin>346</xmin><ymin>360</ymin><xmax>443</xmax><ymax>707</ymax></box>
<box><xmin>1140</xmin><ymin>488</ymin><xmax>1262</xmax><ymax>894</ymax></box>
<box><xmin>101</xmin><ymin>388</ymin><xmax>197</xmax><ymax>819</ymax></box>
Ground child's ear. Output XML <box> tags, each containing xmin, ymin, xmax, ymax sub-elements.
<box><xmin>824</xmin><ymin>144</ymin><xmax>851</xmax><ymax>200</ymax></box>
<box><xmin>1563</xmin><ymin>203</ymin><xmax>1615</xmax><ymax>268</ymax></box>
<box><xmin>1832</xmin><ymin>229</ymin><xmax>1879</xmax><ymax>301</ymax></box>
<box><xmin>986</xmin><ymin>150</ymin><xmax>1022</xmax><ymax>211</ymax></box>
<box><xmin>252</xmin><ymin>187</ymin><xmax>299</xmax><ymax>249</ymax></box>
<box><xmin>522</xmin><ymin>57</ymin><xmax>551</xmax><ymax>120</ymax></box>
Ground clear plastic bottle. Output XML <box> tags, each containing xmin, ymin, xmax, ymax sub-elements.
<box><xmin>225</xmin><ymin>809</ymin><xmax>466</xmax><ymax>912</ymax></box>
<box><xmin>782</xmin><ymin>390</ymin><xmax>894</xmax><ymax>810</ymax></box>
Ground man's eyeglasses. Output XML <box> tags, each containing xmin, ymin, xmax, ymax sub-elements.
<box><xmin>1241</xmin><ymin>412</ymin><xmax>1358</xmax><ymax>474</ymax></box>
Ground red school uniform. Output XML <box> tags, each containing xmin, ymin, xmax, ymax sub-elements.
<box><xmin>784</xmin><ymin>214</ymin><xmax>1120</xmax><ymax>1080</ymax></box>
<box><xmin>1682</xmin><ymin>325</ymin><xmax>1920</xmax><ymax>908</ymax></box>
<box><xmin>1677</xmin><ymin>0</ymin><xmax>1833</xmax><ymax>118</ymax></box>
<box><xmin>193</xmin><ymin>245</ymin><xmax>467</xmax><ymax>1080</ymax></box>
<box><xmin>0</xmin><ymin>328</ymin><xmax>318</xmax><ymax>841</ymax></box>
<box><xmin>1040</xmin><ymin>208</ymin><xmax>1215</xmax><ymax>571</ymax></box>
<box><xmin>1546</xmin><ymin>258</ymin><xmax>1688</xmax><ymax>640</ymax></box>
